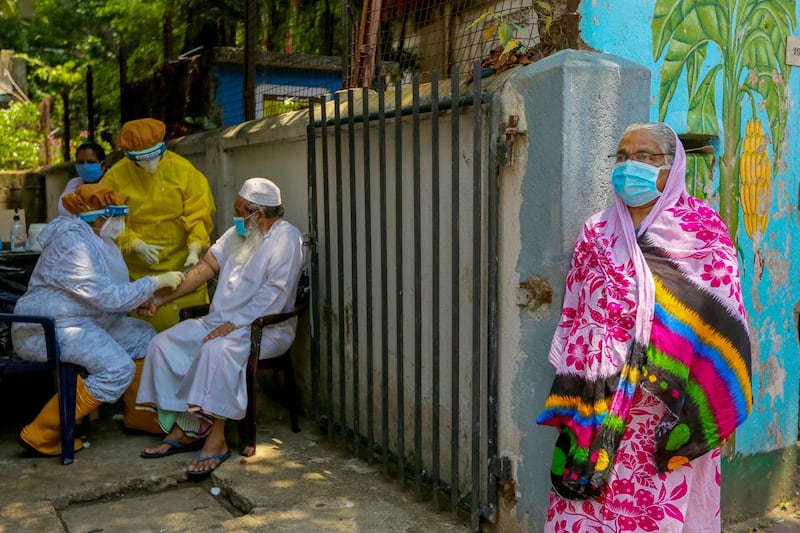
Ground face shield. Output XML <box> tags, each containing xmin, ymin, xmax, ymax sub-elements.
<box><xmin>75</xmin><ymin>205</ymin><xmax>129</xmax><ymax>223</ymax></box>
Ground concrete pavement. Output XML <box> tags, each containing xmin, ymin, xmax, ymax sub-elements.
<box><xmin>0</xmin><ymin>393</ymin><xmax>471</xmax><ymax>533</ymax></box>
<box><xmin>1</xmin><ymin>382</ymin><xmax>798</xmax><ymax>532</ymax></box>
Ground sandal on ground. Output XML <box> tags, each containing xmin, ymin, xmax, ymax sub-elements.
<box><xmin>140</xmin><ymin>439</ymin><xmax>202</xmax><ymax>459</ymax></box>
<box><xmin>186</xmin><ymin>449</ymin><xmax>231</xmax><ymax>482</ymax></box>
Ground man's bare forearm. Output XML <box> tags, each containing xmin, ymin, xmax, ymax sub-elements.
<box><xmin>154</xmin><ymin>255</ymin><xmax>218</xmax><ymax>306</ymax></box>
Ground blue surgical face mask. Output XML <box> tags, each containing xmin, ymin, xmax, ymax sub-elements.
<box><xmin>611</xmin><ymin>160</ymin><xmax>668</xmax><ymax>207</ymax></box>
<box><xmin>233</xmin><ymin>216</ymin><xmax>248</xmax><ymax>236</ymax></box>
<box><xmin>76</xmin><ymin>162</ymin><xmax>104</xmax><ymax>183</ymax></box>
<box><xmin>233</xmin><ymin>212</ymin><xmax>256</xmax><ymax>237</ymax></box>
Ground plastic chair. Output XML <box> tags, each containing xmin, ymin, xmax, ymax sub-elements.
<box><xmin>0</xmin><ymin>290</ymin><xmax>82</xmax><ymax>465</ymax></box>
<box><xmin>179</xmin><ymin>272</ymin><xmax>309</xmax><ymax>456</ymax></box>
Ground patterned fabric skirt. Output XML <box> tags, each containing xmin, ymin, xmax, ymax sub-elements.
<box><xmin>545</xmin><ymin>387</ymin><xmax>721</xmax><ymax>533</ymax></box>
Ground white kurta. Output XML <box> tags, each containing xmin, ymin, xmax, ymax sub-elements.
<box><xmin>12</xmin><ymin>216</ymin><xmax>158</xmax><ymax>402</ymax></box>
<box><xmin>137</xmin><ymin>219</ymin><xmax>305</xmax><ymax>420</ymax></box>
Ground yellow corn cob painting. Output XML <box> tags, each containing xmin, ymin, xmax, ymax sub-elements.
<box><xmin>738</xmin><ymin>118</ymin><xmax>772</xmax><ymax>239</ymax></box>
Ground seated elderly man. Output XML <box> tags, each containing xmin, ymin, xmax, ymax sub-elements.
<box><xmin>137</xmin><ymin>177</ymin><xmax>306</xmax><ymax>480</ymax></box>
<box><xmin>12</xmin><ymin>184</ymin><xmax>185</xmax><ymax>456</ymax></box>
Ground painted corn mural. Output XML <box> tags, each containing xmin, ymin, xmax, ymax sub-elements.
<box><xmin>739</xmin><ymin>118</ymin><xmax>772</xmax><ymax>239</ymax></box>
<box><xmin>652</xmin><ymin>0</ymin><xmax>795</xmax><ymax>246</ymax></box>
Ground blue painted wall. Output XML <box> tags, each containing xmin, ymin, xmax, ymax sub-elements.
<box><xmin>212</xmin><ymin>63</ymin><xmax>341</xmax><ymax>126</ymax></box>
<box><xmin>579</xmin><ymin>0</ymin><xmax>800</xmax><ymax>457</ymax></box>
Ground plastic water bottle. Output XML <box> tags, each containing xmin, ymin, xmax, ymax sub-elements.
<box><xmin>10</xmin><ymin>209</ymin><xmax>27</xmax><ymax>252</ymax></box>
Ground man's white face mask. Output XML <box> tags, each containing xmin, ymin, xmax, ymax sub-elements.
<box><xmin>99</xmin><ymin>216</ymin><xmax>126</xmax><ymax>239</ymax></box>
<box><xmin>136</xmin><ymin>156</ymin><xmax>161</xmax><ymax>173</ymax></box>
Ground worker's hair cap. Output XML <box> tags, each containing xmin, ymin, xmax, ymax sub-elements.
<box><xmin>62</xmin><ymin>184</ymin><xmax>128</xmax><ymax>219</ymax></box>
<box><xmin>118</xmin><ymin>118</ymin><xmax>166</xmax><ymax>152</ymax></box>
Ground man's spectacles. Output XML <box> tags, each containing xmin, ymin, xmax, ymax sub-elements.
<box><xmin>609</xmin><ymin>152</ymin><xmax>674</xmax><ymax>164</ymax></box>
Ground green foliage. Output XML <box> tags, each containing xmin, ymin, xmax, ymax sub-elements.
<box><xmin>0</xmin><ymin>0</ymin><xmax>17</xmax><ymax>18</ymax></box>
<box><xmin>17</xmin><ymin>54</ymin><xmax>83</xmax><ymax>88</ymax></box>
<box><xmin>262</xmin><ymin>97</ymin><xmax>312</xmax><ymax>118</ymax></box>
<box><xmin>0</xmin><ymin>102</ymin><xmax>42</xmax><ymax>170</ymax></box>
<box><xmin>265</xmin><ymin>0</ymin><xmax>342</xmax><ymax>55</ymax></box>
<box><xmin>4</xmin><ymin>0</ymin><xmax>344</xmax><ymax>158</ymax></box>
<box><xmin>469</xmin><ymin>11</ymin><xmax>527</xmax><ymax>51</ymax></box>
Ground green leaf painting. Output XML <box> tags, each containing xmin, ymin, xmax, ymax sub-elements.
<box><xmin>652</xmin><ymin>0</ymin><xmax>796</xmax><ymax>246</ymax></box>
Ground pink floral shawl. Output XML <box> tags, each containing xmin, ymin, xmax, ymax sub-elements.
<box><xmin>537</xmin><ymin>125</ymin><xmax>751</xmax><ymax>498</ymax></box>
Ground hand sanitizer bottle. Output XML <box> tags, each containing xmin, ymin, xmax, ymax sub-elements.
<box><xmin>10</xmin><ymin>209</ymin><xmax>27</xmax><ymax>252</ymax></box>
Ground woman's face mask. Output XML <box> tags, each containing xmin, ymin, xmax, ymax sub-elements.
<box><xmin>611</xmin><ymin>161</ymin><xmax>668</xmax><ymax>207</ymax></box>
<box><xmin>99</xmin><ymin>216</ymin><xmax>125</xmax><ymax>239</ymax></box>
<box><xmin>76</xmin><ymin>162</ymin><xmax>104</xmax><ymax>183</ymax></box>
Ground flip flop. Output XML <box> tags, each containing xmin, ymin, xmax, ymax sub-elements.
<box><xmin>140</xmin><ymin>439</ymin><xmax>202</xmax><ymax>459</ymax></box>
<box><xmin>186</xmin><ymin>449</ymin><xmax>232</xmax><ymax>482</ymax></box>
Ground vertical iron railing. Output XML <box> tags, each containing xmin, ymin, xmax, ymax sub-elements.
<box><xmin>394</xmin><ymin>77</ymin><xmax>406</xmax><ymax>488</ymax></box>
<box><xmin>334</xmin><ymin>94</ymin><xmax>346</xmax><ymax>444</ymax></box>
<box><xmin>308</xmin><ymin>67</ymin><xmax>496</xmax><ymax>530</ymax></box>
<box><xmin>412</xmin><ymin>75</ymin><xmax>423</xmax><ymax>499</ymax></box>
<box><xmin>362</xmin><ymin>87</ymin><xmax>375</xmax><ymax>465</ymax></box>
<box><xmin>430</xmin><ymin>69</ymin><xmax>441</xmax><ymax>511</ymax></box>
<box><xmin>469</xmin><ymin>62</ymin><xmax>483</xmax><ymax>532</ymax></box>
<box><xmin>378</xmin><ymin>86</ymin><xmax>390</xmax><ymax>477</ymax></box>
<box><xmin>449</xmin><ymin>66</ymin><xmax>461</xmax><ymax>520</ymax></box>
<box><xmin>346</xmin><ymin>89</ymin><xmax>360</xmax><ymax>458</ymax></box>
<box><xmin>307</xmin><ymin>101</ymin><xmax>320</xmax><ymax>422</ymax></box>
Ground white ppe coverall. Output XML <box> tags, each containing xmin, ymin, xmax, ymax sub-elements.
<box><xmin>11</xmin><ymin>216</ymin><xmax>159</xmax><ymax>403</ymax></box>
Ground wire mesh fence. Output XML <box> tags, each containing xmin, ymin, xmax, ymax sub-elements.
<box><xmin>347</xmin><ymin>0</ymin><xmax>545</xmax><ymax>88</ymax></box>
<box><xmin>224</xmin><ymin>0</ymin><xmax>571</xmax><ymax>122</ymax></box>
<box><xmin>122</xmin><ymin>1</ymin><xmax>572</xmax><ymax>128</ymax></box>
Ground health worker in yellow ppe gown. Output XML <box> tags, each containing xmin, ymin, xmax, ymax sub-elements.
<box><xmin>103</xmin><ymin>118</ymin><xmax>216</xmax><ymax>332</ymax></box>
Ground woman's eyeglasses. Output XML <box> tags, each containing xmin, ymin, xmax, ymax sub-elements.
<box><xmin>609</xmin><ymin>152</ymin><xmax>674</xmax><ymax>164</ymax></box>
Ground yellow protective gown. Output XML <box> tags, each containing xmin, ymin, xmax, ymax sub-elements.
<box><xmin>102</xmin><ymin>151</ymin><xmax>216</xmax><ymax>332</ymax></box>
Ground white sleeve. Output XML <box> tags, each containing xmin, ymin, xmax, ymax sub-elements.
<box><xmin>37</xmin><ymin>233</ymin><xmax>158</xmax><ymax>313</ymax></box>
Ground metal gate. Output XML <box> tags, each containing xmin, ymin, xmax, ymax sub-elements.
<box><xmin>306</xmin><ymin>66</ymin><xmax>500</xmax><ymax>530</ymax></box>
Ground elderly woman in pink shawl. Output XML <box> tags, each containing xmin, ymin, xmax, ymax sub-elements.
<box><xmin>538</xmin><ymin>122</ymin><xmax>752</xmax><ymax>532</ymax></box>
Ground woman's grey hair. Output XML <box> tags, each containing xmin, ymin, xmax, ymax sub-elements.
<box><xmin>244</xmin><ymin>200</ymin><xmax>284</xmax><ymax>218</ymax></box>
<box><xmin>622</xmin><ymin>122</ymin><xmax>676</xmax><ymax>166</ymax></box>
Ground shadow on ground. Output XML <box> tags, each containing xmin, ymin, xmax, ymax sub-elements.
<box><xmin>0</xmin><ymin>387</ymin><xmax>471</xmax><ymax>533</ymax></box>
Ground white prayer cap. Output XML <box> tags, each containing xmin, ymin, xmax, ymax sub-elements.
<box><xmin>239</xmin><ymin>177</ymin><xmax>282</xmax><ymax>207</ymax></box>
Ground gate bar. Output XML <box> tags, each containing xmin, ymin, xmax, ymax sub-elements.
<box><xmin>484</xmin><ymin>92</ymin><xmax>501</xmax><ymax>521</ymax></box>
<box><xmin>394</xmin><ymin>77</ymin><xmax>406</xmax><ymax>488</ymax></box>
<box><xmin>320</xmin><ymin>100</ymin><xmax>334</xmax><ymax>439</ymax></box>
<box><xmin>378</xmin><ymin>85</ymin><xmax>390</xmax><ymax>476</ymax></box>
<box><xmin>470</xmin><ymin>61</ymin><xmax>482</xmax><ymax>532</ymax></box>
<box><xmin>449</xmin><ymin>65</ymin><xmax>461</xmax><ymax>519</ymax></box>
<box><xmin>307</xmin><ymin>102</ymin><xmax>321</xmax><ymax>421</ymax></box>
<box><xmin>412</xmin><ymin>75</ymin><xmax>423</xmax><ymax>499</ymax></box>
<box><xmin>362</xmin><ymin>87</ymin><xmax>375</xmax><ymax>464</ymax></box>
<box><xmin>430</xmin><ymin>69</ymin><xmax>441</xmax><ymax>510</ymax></box>
<box><xmin>347</xmin><ymin>89</ymin><xmax>360</xmax><ymax>457</ymax></box>
<box><xmin>334</xmin><ymin>93</ymin><xmax>346</xmax><ymax>443</ymax></box>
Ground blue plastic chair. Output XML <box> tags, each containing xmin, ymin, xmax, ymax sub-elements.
<box><xmin>0</xmin><ymin>291</ymin><xmax>81</xmax><ymax>465</ymax></box>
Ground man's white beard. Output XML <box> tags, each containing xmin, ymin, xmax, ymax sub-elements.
<box><xmin>228</xmin><ymin>229</ymin><xmax>262</xmax><ymax>264</ymax></box>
